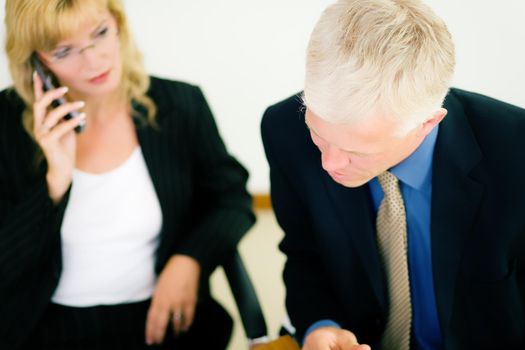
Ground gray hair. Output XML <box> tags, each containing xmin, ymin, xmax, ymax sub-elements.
<box><xmin>304</xmin><ymin>0</ymin><xmax>455</xmax><ymax>134</ymax></box>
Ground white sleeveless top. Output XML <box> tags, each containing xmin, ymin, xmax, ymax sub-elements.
<box><xmin>52</xmin><ymin>147</ymin><xmax>163</xmax><ymax>306</ymax></box>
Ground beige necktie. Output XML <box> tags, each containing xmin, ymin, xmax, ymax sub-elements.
<box><xmin>376</xmin><ymin>171</ymin><xmax>412</xmax><ymax>350</ymax></box>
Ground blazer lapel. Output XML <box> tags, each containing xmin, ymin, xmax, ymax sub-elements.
<box><xmin>322</xmin><ymin>170</ymin><xmax>387</xmax><ymax>310</ymax></box>
<box><xmin>431</xmin><ymin>92</ymin><xmax>484</xmax><ymax>340</ymax></box>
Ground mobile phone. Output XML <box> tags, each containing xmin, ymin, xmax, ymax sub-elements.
<box><xmin>31</xmin><ymin>53</ymin><xmax>86</xmax><ymax>133</ymax></box>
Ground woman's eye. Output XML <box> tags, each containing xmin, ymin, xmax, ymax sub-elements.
<box><xmin>96</xmin><ymin>27</ymin><xmax>109</xmax><ymax>38</ymax></box>
<box><xmin>53</xmin><ymin>48</ymin><xmax>71</xmax><ymax>60</ymax></box>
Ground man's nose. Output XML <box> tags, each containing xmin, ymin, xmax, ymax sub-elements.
<box><xmin>321</xmin><ymin>146</ymin><xmax>349</xmax><ymax>172</ymax></box>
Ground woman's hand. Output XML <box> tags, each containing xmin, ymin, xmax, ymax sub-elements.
<box><xmin>145</xmin><ymin>254</ymin><xmax>201</xmax><ymax>345</ymax></box>
<box><xmin>32</xmin><ymin>72</ymin><xmax>86</xmax><ymax>204</ymax></box>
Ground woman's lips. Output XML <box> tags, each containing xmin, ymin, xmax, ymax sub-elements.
<box><xmin>88</xmin><ymin>70</ymin><xmax>110</xmax><ymax>84</ymax></box>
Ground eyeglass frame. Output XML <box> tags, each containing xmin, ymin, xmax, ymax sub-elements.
<box><xmin>41</xmin><ymin>19</ymin><xmax>119</xmax><ymax>67</ymax></box>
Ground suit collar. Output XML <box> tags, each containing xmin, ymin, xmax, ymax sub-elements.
<box><xmin>321</xmin><ymin>170</ymin><xmax>388</xmax><ymax>311</ymax></box>
<box><xmin>431</xmin><ymin>90</ymin><xmax>484</xmax><ymax>342</ymax></box>
<box><xmin>390</xmin><ymin>126</ymin><xmax>438</xmax><ymax>194</ymax></box>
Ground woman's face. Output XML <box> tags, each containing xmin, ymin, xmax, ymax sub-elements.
<box><xmin>37</xmin><ymin>11</ymin><xmax>122</xmax><ymax>100</ymax></box>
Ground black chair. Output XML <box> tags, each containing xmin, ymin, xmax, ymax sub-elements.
<box><xmin>222</xmin><ymin>250</ymin><xmax>300</xmax><ymax>349</ymax></box>
<box><xmin>222</xmin><ymin>250</ymin><xmax>268</xmax><ymax>342</ymax></box>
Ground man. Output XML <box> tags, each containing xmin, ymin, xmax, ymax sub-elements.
<box><xmin>261</xmin><ymin>0</ymin><xmax>525</xmax><ymax>349</ymax></box>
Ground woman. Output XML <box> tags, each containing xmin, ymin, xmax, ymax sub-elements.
<box><xmin>0</xmin><ymin>0</ymin><xmax>255</xmax><ymax>349</ymax></box>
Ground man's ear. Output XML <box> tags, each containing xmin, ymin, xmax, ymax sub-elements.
<box><xmin>420</xmin><ymin>108</ymin><xmax>447</xmax><ymax>136</ymax></box>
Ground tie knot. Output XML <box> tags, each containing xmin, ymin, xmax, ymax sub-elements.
<box><xmin>377</xmin><ymin>171</ymin><xmax>399</xmax><ymax>197</ymax></box>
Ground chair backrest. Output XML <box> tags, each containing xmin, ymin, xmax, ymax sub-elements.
<box><xmin>222</xmin><ymin>250</ymin><xmax>301</xmax><ymax>350</ymax></box>
<box><xmin>222</xmin><ymin>250</ymin><xmax>268</xmax><ymax>340</ymax></box>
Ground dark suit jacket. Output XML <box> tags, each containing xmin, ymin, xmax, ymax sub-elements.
<box><xmin>261</xmin><ymin>88</ymin><xmax>525</xmax><ymax>349</ymax></box>
<box><xmin>0</xmin><ymin>77</ymin><xmax>255</xmax><ymax>349</ymax></box>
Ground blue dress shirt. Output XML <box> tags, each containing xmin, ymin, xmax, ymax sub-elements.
<box><xmin>305</xmin><ymin>127</ymin><xmax>443</xmax><ymax>350</ymax></box>
<box><xmin>369</xmin><ymin>127</ymin><xmax>442</xmax><ymax>350</ymax></box>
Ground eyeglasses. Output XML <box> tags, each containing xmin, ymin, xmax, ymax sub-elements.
<box><xmin>47</xmin><ymin>24</ymin><xmax>118</xmax><ymax>67</ymax></box>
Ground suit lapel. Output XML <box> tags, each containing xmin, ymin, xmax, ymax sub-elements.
<box><xmin>431</xmin><ymin>92</ymin><xmax>484</xmax><ymax>338</ymax></box>
<box><xmin>322</xmin><ymin>170</ymin><xmax>387</xmax><ymax>310</ymax></box>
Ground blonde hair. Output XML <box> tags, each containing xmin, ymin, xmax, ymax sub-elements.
<box><xmin>4</xmin><ymin>0</ymin><xmax>156</xmax><ymax>137</ymax></box>
<box><xmin>304</xmin><ymin>0</ymin><xmax>455</xmax><ymax>133</ymax></box>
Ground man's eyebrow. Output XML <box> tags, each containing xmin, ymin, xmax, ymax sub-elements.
<box><xmin>304</xmin><ymin>118</ymin><xmax>331</xmax><ymax>145</ymax></box>
<box><xmin>305</xmin><ymin>118</ymin><xmax>375</xmax><ymax>156</ymax></box>
<box><xmin>304</xmin><ymin>119</ymin><xmax>322</xmax><ymax>139</ymax></box>
<box><xmin>304</xmin><ymin>117</ymin><xmax>317</xmax><ymax>133</ymax></box>
<box><xmin>304</xmin><ymin>118</ymin><xmax>311</xmax><ymax>130</ymax></box>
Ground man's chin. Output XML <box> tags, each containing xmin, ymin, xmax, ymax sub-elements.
<box><xmin>331</xmin><ymin>176</ymin><xmax>371</xmax><ymax>188</ymax></box>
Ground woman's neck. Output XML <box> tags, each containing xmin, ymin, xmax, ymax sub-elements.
<box><xmin>78</xmin><ymin>91</ymin><xmax>128</xmax><ymax>124</ymax></box>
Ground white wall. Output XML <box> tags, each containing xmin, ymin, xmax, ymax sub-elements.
<box><xmin>1</xmin><ymin>1</ymin><xmax>524</xmax><ymax>193</ymax></box>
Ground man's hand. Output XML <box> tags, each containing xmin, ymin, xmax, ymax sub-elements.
<box><xmin>303</xmin><ymin>327</ymin><xmax>371</xmax><ymax>350</ymax></box>
<box><xmin>145</xmin><ymin>255</ymin><xmax>200</xmax><ymax>345</ymax></box>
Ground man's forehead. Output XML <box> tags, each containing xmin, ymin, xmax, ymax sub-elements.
<box><xmin>304</xmin><ymin>106</ymin><xmax>402</xmax><ymax>153</ymax></box>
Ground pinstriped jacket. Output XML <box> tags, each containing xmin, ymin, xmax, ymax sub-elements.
<box><xmin>0</xmin><ymin>77</ymin><xmax>255</xmax><ymax>349</ymax></box>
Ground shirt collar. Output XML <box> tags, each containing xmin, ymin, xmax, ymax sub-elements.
<box><xmin>389</xmin><ymin>126</ymin><xmax>438</xmax><ymax>193</ymax></box>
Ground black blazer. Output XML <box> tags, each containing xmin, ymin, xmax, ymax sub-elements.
<box><xmin>261</xmin><ymin>88</ymin><xmax>525</xmax><ymax>349</ymax></box>
<box><xmin>0</xmin><ymin>77</ymin><xmax>255</xmax><ymax>349</ymax></box>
